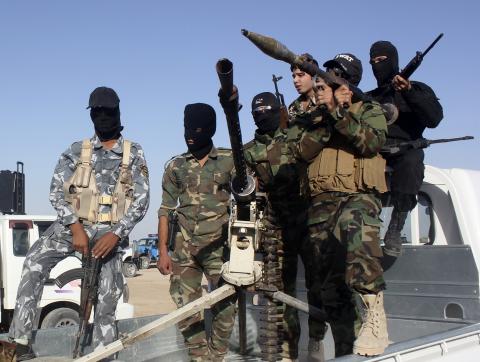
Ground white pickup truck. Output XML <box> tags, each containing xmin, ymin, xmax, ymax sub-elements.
<box><xmin>1</xmin><ymin>165</ymin><xmax>479</xmax><ymax>361</ymax></box>
<box><xmin>0</xmin><ymin>214</ymin><xmax>134</xmax><ymax>333</ymax></box>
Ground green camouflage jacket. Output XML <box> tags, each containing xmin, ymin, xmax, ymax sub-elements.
<box><xmin>287</xmin><ymin>94</ymin><xmax>317</xmax><ymax>141</ymax></box>
<box><xmin>244</xmin><ymin>128</ymin><xmax>309</xmax><ymax>224</ymax></box>
<box><xmin>158</xmin><ymin>146</ymin><xmax>233</xmax><ymax>246</ymax></box>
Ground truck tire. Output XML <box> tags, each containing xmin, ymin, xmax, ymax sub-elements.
<box><xmin>139</xmin><ymin>256</ymin><xmax>150</xmax><ymax>270</ymax></box>
<box><xmin>122</xmin><ymin>261</ymin><xmax>138</xmax><ymax>278</ymax></box>
<box><xmin>41</xmin><ymin>307</ymin><xmax>79</xmax><ymax>329</ymax></box>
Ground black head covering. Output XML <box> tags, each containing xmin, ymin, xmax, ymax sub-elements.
<box><xmin>370</xmin><ymin>41</ymin><xmax>399</xmax><ymax>87</ymax></box>
<box><xmin>323</xmin><ymin>53</ymin><xmax>363</xmax><ymax>86</ymax></box>
<box><xmin>184</xmin><ymin>103</ymin><xmax>216</xmax><ymax>159</ymax></box>
<box><xmin>251</xmin><ymin>92</ymin><xmax>280</xmax><ymax>134</ymax></box>
<box><xmin>88</xmin><ymin>87</ymin><xmax>123</xmax><ymax>141</ymax></box>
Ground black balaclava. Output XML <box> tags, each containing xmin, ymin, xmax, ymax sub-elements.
<box><xmin>184</xmin><ymin>103</ymin><xmax>216</xmax><ymax>160</ymax></box>
<box><xmin>251</xmin><ymin>92</ymin><xmax>280</xmax><ymax>134</ymax></box>
<box><xmin>370</xmin><ymin>41</ymin><xmax>399</xmax><ymax>87</ymax></box>
<box><xmin>90</xmin><ymin>107</ymin><xmax>123</xmax><ymax>141</ymax></box>
<box><xmin>88</xmin><ymin>86</ymin><xmax>123</xmax><ymax>141</ymax></box>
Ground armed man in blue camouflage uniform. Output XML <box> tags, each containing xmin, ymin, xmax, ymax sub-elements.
<box><xmin>293</xmin><ymin>54</ymin><xmax>389</xmax><ymax>358</ymax></box>
<box><xmin>157</xmin><ymin>103</ymin><xmax>236</xmax><ymax>362</ymax></box>
<box><xmin>3</xmin><ymin>87</ymin><xmax>150</xmax><ymax>361</ymax></box>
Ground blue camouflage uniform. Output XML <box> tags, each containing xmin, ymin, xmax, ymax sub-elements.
<box><xmin>9</xmin><ymin>135</ymin><xmax>150</xmax><ymax>349</ymax></box>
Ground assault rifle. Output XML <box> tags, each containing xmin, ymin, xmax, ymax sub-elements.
<box><xmin>400</xmin><ymin>33</ymin><xmax>443</xmax><ymax>80</ymax></box>
<box><xmin>374</xmin><ymin>33</ymin><xmax>444</xmax><ymax>99</ymax></box>
<box><xmin>272</xmin><ymin>74</ymin><xmax>289</xmax><ymax>129</ymax></box>
<box><xmin>242</xmin><ymin>29</ymin><xmax>399</xmax><ymax>123</ymax></box>
<box><xmin>382</xmin><ymin>136</ymin><xmax>474</xmax><ymax>155</ymax></box>
<box><xmin>55</xmin><ymin>246</ymin><xmax>102</xmax><ymax>358</ymax></box>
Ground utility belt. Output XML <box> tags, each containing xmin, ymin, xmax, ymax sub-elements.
<box><xmin>64</xmin><ymin>139</ymin><xmax>134</xmax><ymax>224</ymax></box>
<box><xmin>308</xmin><ymin>147</ymin><xmax>387</xmax><ymax>195</ymax></box>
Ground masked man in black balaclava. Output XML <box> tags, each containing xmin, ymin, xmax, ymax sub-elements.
<box><xmin>368</xmin><ymin>41</ymin><xmax>443</xmax><ymax>258</ymax></box>
<box><xmin>157</xmin><ymin>103</ymin><xmax>237</xmax><ymax>361</ymax></box>
<box><xmin>3</xmin><ymin>86</ymin><xmax>150</xmax><ymax>361</ymax></box>
<box><xmin>243</xmin><ymin>92</ymin><xmax>316</xmax><ymax>360</ymax></box>
<box><xmin>183</xmin><ymin>103</ymin><xmax>216</xmax><ymax>160</ymax></box>
<box><xmin>88</xmin><ymin>86</ymin><xmax>124</xmax><ymax>141</ymax></box>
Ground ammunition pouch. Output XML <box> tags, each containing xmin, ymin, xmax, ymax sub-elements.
<box><xmin>64</xmin><ymin>139</ymin><xmax>134</xmax><ymax>224</ymax></box>
<box><xmin>308</xmin><ymin>147</ymin><xmax>387</xmax><ymax>195</ymax></box>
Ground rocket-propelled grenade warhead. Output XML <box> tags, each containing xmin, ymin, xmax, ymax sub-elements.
<box><xmin>241</xmin><ymin>29</ymin><xmax>300</xmax><ymax>65</ymax></box>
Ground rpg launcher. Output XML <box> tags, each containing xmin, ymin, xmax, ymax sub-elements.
<box><xmin>241</xmin><ymin>29</ymin><xmax>399</xmax><ymax>123</ymax></box>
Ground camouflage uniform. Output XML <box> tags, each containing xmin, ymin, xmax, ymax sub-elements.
<box><xmin>158</xmin><ymin>146</ymin><xmax>236</xmax><ymax>362</ymax></box>
<box><xmin>287</xmin><ymin>95</ymin><xmax>317</xmax><ymax>142</ymax></box>
<box><xmin>295</xmin><ymin>101</ymin><xmax>388</xmax><ymax>356</ymax></box>
<box><xmin>9</xmin><ymin>135</ymin><xmax>150</xmax><ymax>349</ymax></box>
<box><xmin>244</xmin><ymin>128</ymin><xmax>311</xmax><ymax>359</ymax></box>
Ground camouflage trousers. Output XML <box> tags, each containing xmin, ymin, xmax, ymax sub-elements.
<box><xmin>170</xmin><ymin>232</ymin><xmax>237</xmax><ymax>362</ymax></box>
<box><xmin>8</xmin><ymin>222</ymin><xmax>124</xmax><ymax>349</ymax></box>
<box><xmin>265</xmin><ymin>212</ymin><xmax>327</xmax><ymax>359</ymax></box>
<box><xmin>305</xmin><ymin>192</ymin><xmax>386</xmax><ymax>357</ymax></box>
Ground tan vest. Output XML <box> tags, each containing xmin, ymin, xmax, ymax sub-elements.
<box><xmin>63</xmin><ymin>139</ymin><xmax>134</xmax><ymax>224</ymax></box>
<box><xmin>308</xmin><ymin>144</ymin><xmax>387</xmax><ymax>195</ymax></box>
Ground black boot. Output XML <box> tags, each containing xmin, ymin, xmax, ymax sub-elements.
<box><xmin>15</xmin><ymin>343</ymin><xmax>36</xmax><ymax>361</ymax></box>
<box><xmin>383</xmin><ymin>209</ymin><xmax>408</xmax><ymax>257</ymax></box>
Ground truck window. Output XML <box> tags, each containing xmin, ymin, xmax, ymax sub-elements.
<box><xmin>12</xmin><ymin>222</ymin><xmax>30</xmax><ymax>256</ymax></box>
<box><xmin>380</xmin><ymin>192</ymin><xmax>434</xmax><ymax>245</ymax></box>
<box><xmin>34</xmin><ymin>221</ymin><xmax>53</xmax><ymax>237</ymax></box>
<box><xmin>418</xmin><ymin>192</ymin><xmax>435</xmax><ymax>244</ymax></box>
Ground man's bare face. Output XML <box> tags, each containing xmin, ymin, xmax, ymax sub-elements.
<box><xmin>292</xmin><ymin>68</ymin><xmax>313</xmax><ymax>95</ymax></box>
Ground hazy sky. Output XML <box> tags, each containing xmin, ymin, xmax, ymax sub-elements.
<box><xmin>1</xmin><ymin>1</ymin><xmax>479</xmax><ymax>239</ymax></box>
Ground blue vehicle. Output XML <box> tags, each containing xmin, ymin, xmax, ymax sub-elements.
<box><xmin>132</xmin><ymin>234</ymin><xmax>159</xmax><ymax>269</ymax></box>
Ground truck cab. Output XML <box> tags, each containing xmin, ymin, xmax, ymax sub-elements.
<box><xmin>0</xmin><ymin>214</ymin><xmax>134</xmax><ymax>331</ymax></box>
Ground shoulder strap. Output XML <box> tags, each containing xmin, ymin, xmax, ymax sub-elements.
<box><xmin>122</xmin><ymin>140</ymin><xmax>132</xmax><ymax>167</ymax></box>
<box><xmin>80</xmin><ymin>139</ymin><xmax>92</xmax><ymax>165</ymax></box>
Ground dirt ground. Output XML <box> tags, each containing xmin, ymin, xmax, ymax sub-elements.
<box><xmin>126</xmin><ymin>267</ymin><xmax>209</xmax><ymax>317</ymax></box>
<box><xmin>126</xmin><ymin>267</ymin><xmax>176</xmax><ymax>317</ymax></box>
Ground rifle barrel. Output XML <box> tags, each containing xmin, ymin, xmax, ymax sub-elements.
<box><xmin>423</xmin><ymin>33</ymin><xmax>444</xmax><ymax>57</ymax></box>
<box><xmin>216</xmin><ymin>58</ymin><xmax>250</xmax><ymax>196</ymax></box>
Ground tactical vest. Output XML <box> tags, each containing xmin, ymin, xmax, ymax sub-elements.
<box><xmin>63</xmin><ymin>139</ymin><xmax>134</xmax><ymax>224</ymax></box>
<box><xmin>308</xmin><ymin>139</ymin><xmax>388</xmax><ymax>195</ymax></box>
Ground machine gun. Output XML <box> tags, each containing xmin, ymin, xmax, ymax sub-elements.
<box><xmin>272</xmin><ymin>74</ymin><xmax>289</xmax><ymax>129</ymax></box>
<box><xmin>382</xmin><ymin>136</ymin><xmax>474</xmax><ymax>155</ymax></box>
<box><xmin>73</xmin><ymin>59</ymin><xmax>326</xmax><ymax>362</ymax></box>
<box><xmin>55</xmin><ymin>246</ymin><xmax>102</xmax><ymax>358</ymax></box>
<box><xmin>241</xmin><ymin>29</ymin><xmax>399</xmax><ymax>123</ymax></box>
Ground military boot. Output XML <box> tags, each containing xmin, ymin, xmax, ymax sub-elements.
<box><xmin>383</xmin><ymin>209</ymin><xmax>408</xmax><ymax>257</ymax></box>
<box><xmin>307</xmin><ymin>338</ymin><xmax>325</xmax><ymax>362</ymax></box>
<box><xmin>353</xmin><ymin>292</ymin><xmax>388</xmax><ymax>356</ymax></box>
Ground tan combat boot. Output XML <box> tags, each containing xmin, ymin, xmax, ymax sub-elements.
<box><xmin>353</xmin><ymin>292</ymin><xmax>389</xmax><ymax>356</ymax></box>
<box><xmin>307</xmin><ymin>338</ymin><xmax>325</xmax><ymax>362</ymax></box>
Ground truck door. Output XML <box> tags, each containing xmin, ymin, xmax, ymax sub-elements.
<box><xmin>3</xmin><ymin>220</ymin><xmax>33</xmax><ymax>310</ymax></box>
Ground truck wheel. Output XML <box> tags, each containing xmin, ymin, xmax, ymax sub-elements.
<box><xmin>41</xmin><ymin>307</ymin><xmax>79</xmax><ymax>329</ymax></box>
<box><xmin>139</xmin><ymin>256</ymin><xmax>150</xmax><ymax>270</ymax></box>
<box><xmin>122</xmin><ymin>261</ymin><xmax>138</xmax><ymax>278</ymax></box>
